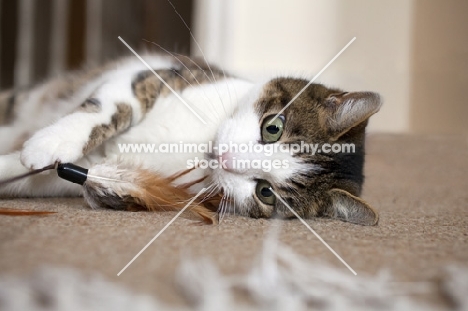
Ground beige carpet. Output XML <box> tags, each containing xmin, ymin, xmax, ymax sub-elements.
<box><xmin>0</xmin><ymin>134</ymin><xmax>467</xmax><ymax>308</ymax></box>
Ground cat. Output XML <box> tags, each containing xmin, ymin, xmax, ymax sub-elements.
<box><xmin>0</xmin><ymin>53</ymin><xmax>382</xmax><ymax>225</ymax></box>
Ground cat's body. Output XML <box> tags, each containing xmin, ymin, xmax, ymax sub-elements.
<box><xmin>0</xmin><ymin>54</ymin><xmax>382</xmax><ymax>225</ymax></box>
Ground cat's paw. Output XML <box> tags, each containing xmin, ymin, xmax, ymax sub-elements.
<box><xmin>20</xmin><ymin>127</ymin><xmax>85</xmax><ymax>170</ymax></box>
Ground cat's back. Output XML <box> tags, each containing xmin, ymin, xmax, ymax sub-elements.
<box><xmin>0</xmin><ymin>54</ymin><xmax>253</xmax><ymax>156</ymax></box>
<box><xmin>0</xmin><ymin>55</ymin><xmax>173</xmax><ymax>131</ymax></box>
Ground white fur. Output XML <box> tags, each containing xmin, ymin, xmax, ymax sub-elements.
<box><xmin>210</xmin><ymin>86</ymin><xmax>308</xmax><ymax>213</ymax></box>
<box><xmin>0</xmin><ymin>55</ymin><xmax>309</xmax><ymax>215</ymax></box>
<box><xmin>102</xmin><ymin>78</ymin><xmax>254</xmax><ymax>193</ymax></box>
<box><xmin>0</xmin><ymin>56</ymin><xmax>175</xmax><ymax>156</ymax></box>
<box><xmin>20</xmin><ymin>58</ymin><xmax>175</xmax><ymax>170</ymax></box>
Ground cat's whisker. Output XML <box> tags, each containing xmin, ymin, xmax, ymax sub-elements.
<box><xmin>225</xmin><ymin>190</ymin><xmax>232</xmax><ymax>220</ymax></box>
<box><xmin>201</xmin><ymin>183</ymin><xmax>218</xmax><ymax>202</ymax></box>
<box><xmin>218</xmin><ymin>188</ymin><xmax>231</xmax><ymax>224</ymax></box>
<box><xmin>217</xmin><ymin>193</ymin><xmax>225</xmax><ymax>224</ymax></box>
<box><xmin>200</xmin><ymin>185</ymin><xmax>217</xmax><ymax>199</ymax></box>
<box><xmin>165</xmin><ymin>0</ymin><xmax>221</xmax><ymax>89</ymax></box>
<box><xmin>232</xmin><ymin>76</ymin><xmax>239</xmax><ymax>115</ymax></box>
<box><xmin>170</xmin><ymin>69</ymin><xmax>197</xmax><ymax>89</ymax></box>
<box><xmin>232</xmin><ymin>191</ymin><xmax>237</xmax><ymax>217</ymax></box>
<box><xmin>142</xmin><ymin>39</ymin><xmax>221</xmax><ymax>120</ymax></box>
<box><xmin>173</xmin><ymin>52</ymin><xmax>213</xmax><ymax>84</ymax></box>
<box><xmin>221</xmin><ymin>68</ymin><xmax>234</xmax><ymax>114</ymax></box>
<box><xmin>227</xmin><ymin>191</ymin><xmax>234</xmax><ymax>218</ymax></box>
<box><xmin>172</xmin><ymin>52</ymin><xmax>228</xmax><ymax>120</ymax></box>
<box><xmin>208</xmin><ymin>68</ymin><xmax>229</xmax><ymax>118</ymax></box>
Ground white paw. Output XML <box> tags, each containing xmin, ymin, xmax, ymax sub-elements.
<box><xmin>20</xmin><ymin>126</ymin><xmax>86</xmax><ymax>170</ymax></box>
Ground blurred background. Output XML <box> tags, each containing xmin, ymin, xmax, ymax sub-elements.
<box><xmin>0</xmin><ymin>0</ymin><xmax>467</xmax><ymax>134</ymax></box>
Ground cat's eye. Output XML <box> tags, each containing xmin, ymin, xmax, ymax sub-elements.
<box><xmin>255</xmin><ymin>180</ymin><xmax>276</xmax><ymax>205</ymax></box>
<box><xmin>261</xmin><ymin>115</ymin><xmax>284</xmax><ymax>143</ymax></box>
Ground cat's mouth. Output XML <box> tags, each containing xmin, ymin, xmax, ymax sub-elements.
<box><xmin>204</xmin><ymin>151</ymin><xmax>217</xmax><ymax>161</ymax></box>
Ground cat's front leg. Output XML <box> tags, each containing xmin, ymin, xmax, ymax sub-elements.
<box><xmin>20</xmin><ymin>78</ymin><xmax>142</xmax><ymax>170</ymax></box>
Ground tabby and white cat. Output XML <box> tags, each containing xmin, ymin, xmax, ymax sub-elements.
<box><xmin>0</xmin><ymin>54</ymin><xmax>381</xmax><ymax>225</ymax></box>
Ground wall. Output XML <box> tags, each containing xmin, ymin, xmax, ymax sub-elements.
<box><xmin>410</xmin><ymin>0</ymin><xmax>468</xmax><ymax>134</ymax></box>
<box><xmin>0</xmin><ymin>0</ymin><xmax>194</xmax><ymax>90</ymax></box>
<box><xmin>194</xmin><ymin>0</ymin><xmax>468</xmax><ymax>134</ymax></box>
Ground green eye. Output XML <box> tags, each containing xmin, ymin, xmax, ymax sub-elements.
<box><xmin>255</xmin><ymin>180</ymin><xmax>276</xmax><ymax>205</ymax></box>
<box><xmin>261</xmin><ymin>115</ymin><xmax>284</xmax><ymax>143</ymax></box>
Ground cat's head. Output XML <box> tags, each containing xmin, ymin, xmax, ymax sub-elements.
<box><xmin>210</xmin><ymin>78</ymin><xmax>382</xmax><ymax>225</ymax></box>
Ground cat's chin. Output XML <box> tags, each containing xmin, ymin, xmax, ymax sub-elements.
<box><xmin>209</xmin><ymin>166</ymin><xmax>236</xmax><ymax>192</ymax></box>
<box><xmin>208</xmin><ymin>167</ymin><xmax>255</xmax><ymax>215</ymax></box>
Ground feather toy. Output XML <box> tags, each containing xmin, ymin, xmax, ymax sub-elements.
<box><xmin>0</xmin><ymin>162</ymin><xmax>220</xmax><ymax>222</ymax></box>
<box><xmin>57</xmin><ymin>162</ymin><xmax>219</xmax><ymax>224</ymax></box>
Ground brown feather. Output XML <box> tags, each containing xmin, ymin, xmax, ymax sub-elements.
<box><xmin>166</xmin><ymin>167</ymin><xmax>196</xmax><ymax>183</ymax></box>
<box><xmin>84</xmin><ymin>164</ymin><xmax>223</xmax><ymax>224</ymax></box>
<box><xmin>126</xmin><ymin>169</ymin><xmax>218</xmax><ymax>224</ymax></box>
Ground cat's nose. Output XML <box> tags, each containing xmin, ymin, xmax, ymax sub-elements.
<box><xmin>220</xmin><ymin>152</ymin><xmax>239</xmax><ymax>172</ymax></box>
<box><xmin>220</xmin><ymin>152</ymin><xmax>265</xmax><ymax>174</ymax></box>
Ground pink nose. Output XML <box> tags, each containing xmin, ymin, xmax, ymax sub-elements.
<box><xmin>220</xmin><ymin>152</ymin><xmax>235</xmax><ymax>171</ymax></box>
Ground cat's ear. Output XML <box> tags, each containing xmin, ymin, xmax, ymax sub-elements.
<box><xmin>323</xmin><ymin>92</ymin><xmax>382</xmax><ymax>140</ymax></box>
<box><xmin>326</xmin><ymin>189</ymin><xmax>379</xmax><ymax>226</ymax></box>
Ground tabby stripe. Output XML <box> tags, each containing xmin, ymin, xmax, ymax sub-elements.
<box><xmin>131</xmin><ymin>67</ymin><xmax>228</xmax><ymax>115</ymax></box>
<box><xmin>290</xmin><ymin>179</ymin><xmax>306</xmax><ymax>189</ymax></box>
<box><xmin>82</xmin><ymin>103</ymin><xmax>132</xmax><ymax>154</ymax></box>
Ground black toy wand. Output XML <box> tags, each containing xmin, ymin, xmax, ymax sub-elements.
<box><xmin>0</xmin><ymin>163</ymin><xmax>90</xmax><ymax>187</ymax></box>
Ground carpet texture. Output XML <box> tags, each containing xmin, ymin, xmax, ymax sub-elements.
<box><xmin>0</xmin><ymin>134</ymin><xmax>467</xmax><ymax>309</ymax></box>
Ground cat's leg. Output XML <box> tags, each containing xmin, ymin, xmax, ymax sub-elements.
<box><xmin>20</xmin><ymin>76</ymin><xmax>144</xmax><ymax>170</ymax></box>
<box><xmin>20</xmin><ymin>67</ymin><xmax>203</xmax><ymax>170</ymax></box>
<box><xmin>0</xmin><ymin>152</ymin><xmax>82</xmax><ymax>197</ymax></box>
